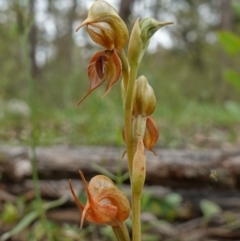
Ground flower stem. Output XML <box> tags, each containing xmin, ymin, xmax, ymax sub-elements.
<box><xmin>124</xmin><ymin>60</ymin><xmax>142</xmax><ymax>241</ymax></box>
<box><xmin>124</xmin><ymin>62</ymin><xmax>138</xmax><ymax>176</ymax></box>
<box><xmin>132</xmin><ymin>194</ymin><xmax>141</xmax><ymax>241</ymax></box>
<box><xmin>118</xmin><ymin>49</ymin><xmax>129</xmax><ymax>92</ymax></box>
<box><xmin>112</xmin><ymin>223</ymin><xmax>130</xmax><ymax>241</ymax></box>
<box><xmin>120</xmin><ymin>37</ymin><xmax>143</xmax><ymax>241</ymax></box>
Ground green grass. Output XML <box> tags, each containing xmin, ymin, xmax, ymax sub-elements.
<box><xmin>155</xmin><ymin>100</ymin><xmax>240</xmax><ymax>148</ymax></box>
<box><xmin>1</xmin><ymin>88</ymin><xmax>239</xmax><ymax>148</ymax></box>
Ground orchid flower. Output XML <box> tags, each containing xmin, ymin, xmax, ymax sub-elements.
<box><xmin>76</xmin><ymin>0</ymin><xmax>129</xmax><ymax>104</ymax></box>
<box><xmin>69</xmin><ymin>171</ymin><xmax>130</xmax><ymax>228</ymax></box>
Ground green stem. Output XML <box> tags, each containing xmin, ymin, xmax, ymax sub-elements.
<box><xmin>118</xmin><ymin>49</ymin><xmax>138</xmax><ymax>176</ymax></box>
<box><xmin>132</xmin><ymin>194</ymin><xmax>141</xmax><ymax>241</ymax></box>
<box><xmin>124</xmin><ymin>63</ymin><xmax>138</xmax><ymax>176</ymax></box>
<box><xmin>118</xmin><ymin>49</ymin><xmax>129</xmax><ymax>92</ymax></box>
<box><xmin>120</xmin><ymin>44</ymin><xmax>142</xmax><ymax>241</ymax></box>
<box><xmin>23</xmin><ymin>6</ymin><xmax>53</xmax><ymax>241</ymax></box>
<box><xmin>124</xmin><ymin>61</ymin><xmax>142</xmax><ymax>241</ymax></box>
<box><xmin>112</xmin><ymin>223</ymin><xmax>130</xmax><ymax>241</ymax></box>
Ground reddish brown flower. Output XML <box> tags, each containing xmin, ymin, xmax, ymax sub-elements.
<box><xmin>77</xmin><ymin>49</ymin><xmax>122</xmax><ymax>105</ymax></box>
<box><xmin>69</xmin><ymin>171</ymin><xmax>130</xmax><ymax>228</ymax></box>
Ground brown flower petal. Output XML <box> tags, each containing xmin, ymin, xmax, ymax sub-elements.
<box><xmin>143</xmin><ymin>117</ymin><xmax>159</xmax><ymax>154</ymax></box>
<box><xmin>77</xmin><ymin>51</ymin><xmax>107</xmax><ymax>105</ymax></box>
<box><xmin>77</xmin><ymin>49</ymin><xmax>121</xmax><ymax>105</ymax></box>
<box><xmin>101</xmin><ymin>49</ymin><xmax>121</xmax><ymax>97</ymax></box>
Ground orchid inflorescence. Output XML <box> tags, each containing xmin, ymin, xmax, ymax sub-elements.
<box><xmin>69</xmin><ymin>1</ymin><xmax>172</xmax><ymax>241</ymax></box>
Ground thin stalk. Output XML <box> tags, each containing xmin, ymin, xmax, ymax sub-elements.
<box><xmin>112</xmin><ymin>223</ymin><xmax>131</xmax><ymax>241</ymax></box>
<box><xmin>124</xmin><ymin>63</ymin><xmax>139</xmax><ymax>176</ymax></box>
<box><xmin>119</xmin><ymin>33</ymin><xmax>143</xmax><ymax>241</ymax></box>
<box><xmin>23</xmin><ymin>5</ymin><xmax>53</xmax><ymax>240</ymax></box>
<box><xmin>132</xmin><ymin>194</ymin><xmax>141</xmax><ymax>241</ymax></box>
<box><xmin>118</xmin><ymin>49</ymin><xmax>129</xmax><ymax>92</ymax></box>
<box><xmin>124</xmin><ymin>61</ymin><xmax>142</xmax><ymax>241</ymax></box>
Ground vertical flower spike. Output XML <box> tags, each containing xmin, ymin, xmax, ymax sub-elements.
<box><xmin>69</xmin><ymin>171</ymin><xmax>130</xmax><ymax>228</ymax></box>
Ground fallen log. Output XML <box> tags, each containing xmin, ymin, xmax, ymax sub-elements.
<box><xmin>0</xmin><ymin>145</ymin><xmax>240</xmax><ymax>189</ymax></box>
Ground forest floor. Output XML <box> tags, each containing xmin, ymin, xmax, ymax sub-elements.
<box><xmin>1</xmin><ymin>145</ymin><xmax>240</xmax><ymax>241</ymax></box>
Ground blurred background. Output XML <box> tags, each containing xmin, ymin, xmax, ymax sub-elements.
<box><xmin>0</xmin><ymin>0</ymin><xmax>240</xmax><ymax>149</ymax></box>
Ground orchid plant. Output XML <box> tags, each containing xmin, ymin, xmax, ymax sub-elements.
<box><xmin>69</xmin><ymin>1</ymin><xmax>172</xmax><ymax>241</ymax></box>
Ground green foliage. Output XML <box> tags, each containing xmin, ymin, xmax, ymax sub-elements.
<box><xmin>224</xmin><ymin>69</ymin><xmax>240</xmax><ymax>91</ymax></box>
<box><xmin>92</xmin><ymin>162</ymin><xmax>129</xmax><ymax>187</ymax></box>
<box><xmin>0</xmin><ymin>196</ymin><xmax>68</xmax><ymax>241</ymax></box>
<box><xmin>1</xmin><ymin>97</ymin><xmax>240</xmax><ymax>148</ymax></box>
<box><xmin>218</xmin><ymin>31</ymin><xmax>240</xmax><ymax>56</ymax></box>
<box><xmin>0</xmin><ymin>202</ymin><xmax>19</xmax><ymax>224</ymax></box>
<box><xmin>141</xmin><ymin>193</ymin><xmax>183</xmax><ymax>221</ymax></box>
<box><xmin>218</xmin><ymin>31</ymin><xmax>240</xmax><ymax>93</ymax></box>
<box><xmin>233</xmin><ymin>1</ymin><xmax>240</xmax><ymax>17</ymax></box>
<box><xmin>100</xmin><ymin>225</ymin><xmax>118</xmax><ymax>241</ymax></box>
<box><xmin>200</xmin><ymin>199</ymin><xmax>222</xmax><ymax>224</ymax></box>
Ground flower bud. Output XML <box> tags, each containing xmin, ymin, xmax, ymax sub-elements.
<box><xmin>128</xmin><ymin>18</ymin><xmax>143</xmax><ymax>65</ymax></box>
<box><xmin>132</xmin><ymin>75</ymin><xmax>156</xmax><ymax>116</ymax></box>
<box><xmin>69</xmin><ymin>171</ymin><xmax>130</xmax><ymax>228</ymax></box>
<box><xmin>76</xmin><ymin>0</ymin><xmax>129</xmax><ymax>50</ymax></box>
<box><xmin>128</xmin><ymin>17</ymin><xmax>173</xmax><ymax>64</ymax></box>
<box><xmin>139</xmin><ymin>18</ymin><xmax>173</xmax><ymax>52</ymax></box>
